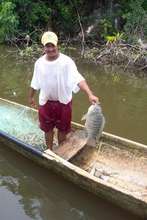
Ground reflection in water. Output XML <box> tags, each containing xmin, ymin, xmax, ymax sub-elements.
<box><xmin>0</xmin><ymin>145</ymin><xmax>141</xmax><ymax>220</ymax></box>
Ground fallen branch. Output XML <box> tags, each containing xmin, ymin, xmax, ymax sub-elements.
<box><xmin>139</xmin><ymin>64</ymin><xmax>147</xmax><ymax>70</ymax></box>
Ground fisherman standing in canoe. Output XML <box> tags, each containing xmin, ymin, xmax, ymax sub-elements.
<box><xmin>28</xmin><ymin>31</ymin><xmax>98</xmax><ymax>150</ymax></box>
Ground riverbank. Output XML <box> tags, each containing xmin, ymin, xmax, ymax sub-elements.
<box><xmin>14</xmin><ymin>40</ymin><xmax>147</xmax><ymax>77</ymax></box>
<box><xmin>83</xmin><ymin>42</ymin><xmax>147</xmax><ymax>76</ymax></box>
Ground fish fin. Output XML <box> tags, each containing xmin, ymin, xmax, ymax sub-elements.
<box><xmin>81</xmin><ymin>113</ymin><xmax>87</xmax><ymax>121</ymax></box>
<box><xmin>86</xmin><ymin>138</ymin><xmax>97</xmax><ymax>147</ymax></box>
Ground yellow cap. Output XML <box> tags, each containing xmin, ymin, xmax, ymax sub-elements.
<box><xmin>41</xmin><ymin>31</ymin><xmax>58</xmax><ymax>46</ymax></box>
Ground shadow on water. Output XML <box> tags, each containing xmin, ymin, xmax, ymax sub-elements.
<box><xmin>0</xmin><ymin>143</ymin><xmax>142</xmax><ymax>220</ymax></box>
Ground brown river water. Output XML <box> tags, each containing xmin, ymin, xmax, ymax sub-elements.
<box><xmin>0</xmin><ymin>45</ymin><xmax>146</xmax><ymax>220</ymax></box>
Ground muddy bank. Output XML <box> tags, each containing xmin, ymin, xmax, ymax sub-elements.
<box><xmin>82</xmin><ymin>43</ymin><xmax>147</xmax><ymax>77</ymax></box>
<box><xmin>14</xmin><ymin>40</ymin><xmax>147</xmax><ymax>77</ymax></box>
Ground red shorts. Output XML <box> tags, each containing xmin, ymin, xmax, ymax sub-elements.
<box><xmin>38</xmin><ymin>100</ymin><xmax>72</xmax><ymax>133</ymax></box>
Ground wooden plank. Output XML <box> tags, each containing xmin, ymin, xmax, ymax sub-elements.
<box><xmin>53</xmin><ymin>130</ymin><xmax>87</xmax><ymax>161</ymax></box>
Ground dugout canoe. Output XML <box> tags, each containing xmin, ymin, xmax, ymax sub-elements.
<box><xmin>0</xmin><ymin>98</ymin><xmax>147</xmax><ymax>218</ymax></box>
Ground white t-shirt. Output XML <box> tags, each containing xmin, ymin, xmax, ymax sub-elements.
<box><xmin>31</xmin><ymin>53</ymin><xmax>85</xmax><ymax>105</ymax></box>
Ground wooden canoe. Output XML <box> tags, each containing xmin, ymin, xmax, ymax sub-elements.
<box><xmin>0</xmin><ymin>98</ymin><xmax>147</xmax><ymax>218</ymax></box>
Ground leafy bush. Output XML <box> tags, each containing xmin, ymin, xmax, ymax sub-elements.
<box><xmin>123</xmin><ymin>0</ymin><xmax>147</xmax><ymax>41</ymax></box>
<box><xmin>0</xmin><ymin>1</ymin><xmax>19</xmax><ymax>42</ymax></box>
<box><xmin>0</xmin><ymin>0</ymin><xmax>147</xmax><ymax>44</ymax></box>
<box><xmin>99</xmin><ymin>18</ymin><xmax>113</xmax><ymax>40</ymax></box>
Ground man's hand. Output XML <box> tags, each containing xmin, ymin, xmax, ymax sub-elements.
<box><xmin>28</xmin><ymin>97</ymin><xmax>37</xmax><ymax>108</ymax></box>
<box><xmin>88</xmin><ymin>94</ymin><xmax>99</xmax><ymax>104</ymax></box>
<box><xmin>28</xmin><ymin>88</ymin><xmax>37</xmax><ymax>108</ymax></box>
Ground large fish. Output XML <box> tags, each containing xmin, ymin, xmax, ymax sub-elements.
<box><xmin>82</xmin><ymin>103</ymin><xmax>105</xmax><ymax>147</ymax></box>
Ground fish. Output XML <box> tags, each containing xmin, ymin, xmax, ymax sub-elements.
<box><xmin>82</xmin><ymin>103</ymin><xmax>105</xmax><ymax>147</ymax></box>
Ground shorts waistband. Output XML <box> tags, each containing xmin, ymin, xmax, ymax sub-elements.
<box><xmin>47</xmin><ymin>100</ymin><xmax>59</xmax><ymax>103</ymax></box>
<box><xmin>46</xmin><ymin>100</ymin><xmax>72</xmax><ymax>105</ymax></box>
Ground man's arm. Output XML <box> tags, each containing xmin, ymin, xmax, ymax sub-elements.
<box><xmin>28</xmin><ymin>87</ymin><xmax>37</xmax><ymax>108</ymax></box>
<box><xmin>78</xmin><ymin>80</ymin><xmax>99</xmax><ymax>104</ymax></box>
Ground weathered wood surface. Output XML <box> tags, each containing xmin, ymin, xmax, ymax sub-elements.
<box><xmin>53</xmin><ymin>130</ymin><xmax>87</xmax><ymax>160</ymax></box>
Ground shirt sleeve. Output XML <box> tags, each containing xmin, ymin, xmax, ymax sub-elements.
<box><xmin>68</xmin><ymin>59</ymin><xmax>85</xmax><ymax>93</ymax></box>
<box><xmin>30</xmin><ymin>62</ymin><xmax>40</xmax><ymax>90</ymax></box>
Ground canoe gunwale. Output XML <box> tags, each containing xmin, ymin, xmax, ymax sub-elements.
<box><xmin>71</xmin><ymin>121</ymin><xmax>147</xmax><ymax>154</ymax></box>
<box><xmin>0</xmin><ymin>129</ymin><xmax>44</xmax><ymax>158</ymax></box>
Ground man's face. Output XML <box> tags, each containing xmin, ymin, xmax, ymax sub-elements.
<box><xmin>44</xmin><ymin>43</ymin><xmax>58</xmax><ymax>60</ymax></box>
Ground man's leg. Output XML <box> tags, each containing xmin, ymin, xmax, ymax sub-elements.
<box><xmin>45</xmin><ymin>130</ymin><xmax>54</xmax><ymax>150</ymax></box>
<box><xmin>57</xmin><ymin>130</ymin><xmax>66</xmax><ymax>145</ymax></box>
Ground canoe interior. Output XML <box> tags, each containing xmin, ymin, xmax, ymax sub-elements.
<box><xmin>71</xmin><ymin>142</ymin><xmax>147</xmax><ymax>203</ymax></box>
<box><xmin>0</xmin><ymin>98</ymin><xmax>46</xmax><ymax>151</ymax></box>
<box><xmin>53</xmin><ymin>130</ymin><xmax>87</xmax><ymax>160</ymax></box>
<box><xmin>1</xmin><ymin>98</ymin><xmax>147</xmax><ymax>215</ymax></box>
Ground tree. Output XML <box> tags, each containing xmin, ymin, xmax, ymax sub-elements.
<box><xmin>0</xmin><ymin>1</ymin><xmax>18</xmax><ymax>42</ymax></box>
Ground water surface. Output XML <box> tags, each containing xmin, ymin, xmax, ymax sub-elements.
<box><xmin>1</xmin><ymin>45</ymin><xmax>147</xmax><ymax>144</ymax></box>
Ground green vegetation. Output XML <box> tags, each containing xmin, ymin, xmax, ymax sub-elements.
<box><xmin>0</xmin><ymin>0</ymin><xmax>147</xmax><ymax>72</ymax></box>
<box><xmin>0</xmin><ymin>0</ymin><xmax>146</xmax><ymax>44</ymax></box>
<box><xmin>124</xmin><ymin>0</ymin><xmax>147</xmax><ymax>42</ymax></box>
<box><xmin>0</xmin><ymin>1</ymin><xmax>18</xmax><ymax>42</ymax></box>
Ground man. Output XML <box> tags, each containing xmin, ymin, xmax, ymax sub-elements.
<box><xmin>29</xmin><ymin>31</ymin><xmax>99</xmax><ymax>150</ymax></box>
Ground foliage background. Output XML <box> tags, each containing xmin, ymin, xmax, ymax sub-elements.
<box><xmin>0</xmin><ymin>0</ymin><xmax>146</xmax><ymax>44</ymax></box>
